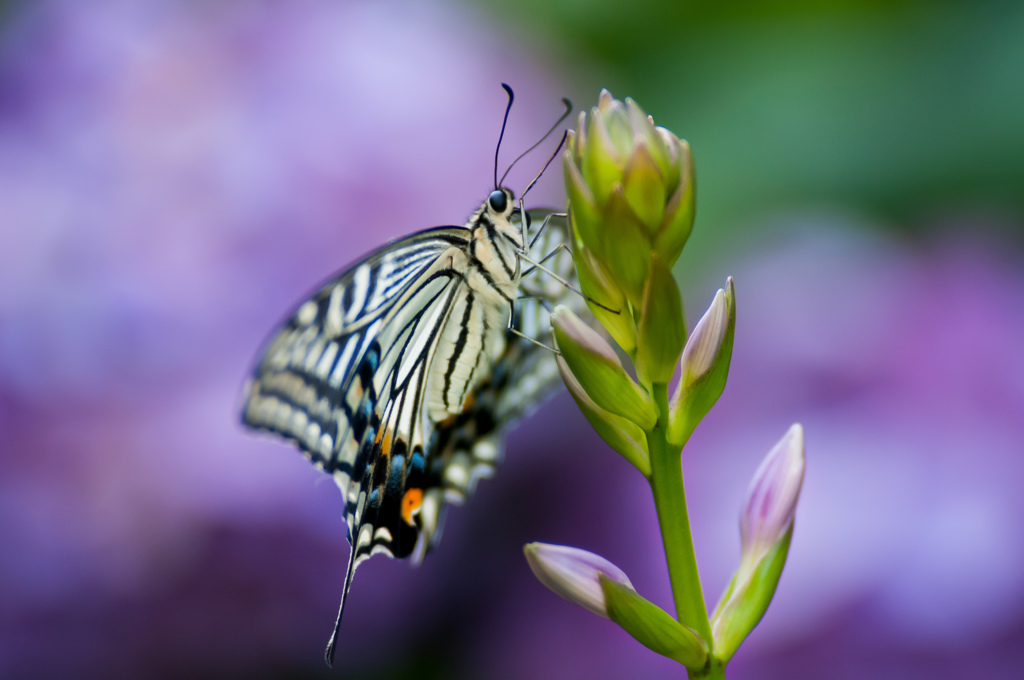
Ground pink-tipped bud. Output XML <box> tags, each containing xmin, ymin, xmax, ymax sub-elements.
<box><xmin>711</xmin><ymin>424</ymin><xmax>806</xmax><ymax>662</ymax></box>
<box><xmin>552</xmin><ymin>305</ymin><xmax>656</xmax><ymax>430</ymax></box>
<box><xmin>739</xmin><ymin>424</ymin><xmax>805</xmax><ymax>574</ymax></box>
<box><xmin>668</xmin><ymin>277</ymin><xmax>735</xmax><ymax>445</ymax></box>
<box><xmin>524</xmin><ymin>543</ymin><xmax>635</xmax><ymax>618</ymax></box>
<box><xmin>680</xmin><ymin>280</ymin><xmax>732</xmax><ymax>387</ymax></box>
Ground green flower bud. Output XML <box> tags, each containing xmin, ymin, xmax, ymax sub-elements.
<box><xmin>556</xmin><ymin>356</ymin><xmax>650</xmax><ymax>477</ymax></box>
<box><xmin>564</xmin><ymin>143</ymin><xmax>605</xmax><ymax>261</ymax></box>
<box><xmin>565</xmin><ymin>90</ymin><xmax>695</xmax><ymax>288</ymax></box>
<box><xmin>647</xmin><ymin>117</ymin><xmax>680</xmax><ymax>193</ymax></box>
<box><xmin>668</xmin><ymin>277</ymin><xmax>735</xmax><ymax>446</ymax></box>
<box><xmin>601</xmin><ymin>187</ymin><xmax>651</xmax><ymax>307</ymax></box>
<box><xmin>653</xmin><ymin>139</ymin><xmax>695</xmax><ymax>267</ymax></box>
<box><xmin>601</xmin><ymin>575</ymin><xmax>709</xmax><ymax>670</ymax></box>
<box><xmin>583</xmin><ymin>108</ymin><xmax>624</xmax><ymax>209</ymax></box>
<box><xmin>622</xmin><ymin>142</ymin><xmax>666</xmax><ymax>233</ymax></box>
<box><xmin>573</xmin><ymin>245</ymin><xmax>636</xmax><ymax>354</ymax></box>
<box><xmin>635</xmin><ymin>254</ymin><xmax>686</xmax><ymax>387</ymax></box>
<box><xmin>711</xmin><ymin>425</ymin><xmax>805</xmax><ymax>663</ymax></box>
<box><xmin>551</xmin><ymin>305</ymin><xmax>656</xmax><ymax>430</ymax></box>
<box><xmin>597</xmin><ymin>90</ymin><xmax>634</xmax><ymax>159</ymax></box>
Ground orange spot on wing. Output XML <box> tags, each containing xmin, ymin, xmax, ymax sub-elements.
<box><xmin>376</xmin><ymin>428</ymin><xmax>393</xmax><ymax>456</ymax></box>
<box><xmin>401</xmin><ymin>488</ymin><xmax>424</xmax><ymax>526</ymax></box>
<box><xmin>462</xmin><ymin>392</ymin><xmax>476</xmax><ymax>411</ymax></box>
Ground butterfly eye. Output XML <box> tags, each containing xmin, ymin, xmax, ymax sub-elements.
<box><xmin>488</xmin><ymin>190</ymin><xmax>508</xmax><ymax>214</ymax></box>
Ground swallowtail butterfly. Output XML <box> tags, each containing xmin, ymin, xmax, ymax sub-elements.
<box><xmin>241</xmin><ymin>87</ymin><xmax>582</xmax><ymax>665</ymax></box>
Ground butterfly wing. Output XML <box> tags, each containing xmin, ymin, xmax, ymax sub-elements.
<box><xmin>242</xmin><ymin>211</ymin><xmax>578</xmax><ymax>665</ymax></box>
<box><xmin>243</xmin><ymin>225</ymin><xmax>482</xmax><ymax>664</ymax></box>
<box><xmin>242</xmin><ymin>226</ymin><xmax>472</xmax><ymax>552</ymax></box>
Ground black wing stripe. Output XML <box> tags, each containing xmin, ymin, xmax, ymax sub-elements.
<box><xmin>470</xmin><ymin>259</ymin><xmax>514</xmax><ymax>303</ymax></box>
<box><xmin>443</xmin><ymin>291</ymin><xmax>474</xmax><ymax>411</ymax></box>
<box><xmin>387</xmin><ymin>274</ymin><xmax>459</xmax><ymax>395</ymax></box>
<box><xmin>480</xmin><ymin>218</ymin><xmax>516</xmax><ymax>281</ymax></box>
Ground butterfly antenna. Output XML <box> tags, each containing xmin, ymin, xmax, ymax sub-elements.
<box><xmin>494</xmin><ymin>83</ymin><xmax>515</xmax><ymax>190</ymax></box>
<box><xmin>499</xmin><ymin>97</ymin><xmax>572</xmax><ymax>188</ymax></box>
<box><xmin>520</xmin><ymin>129</ymin><xmax>569</xmax><ymax>204</ymax></box>
<box><xmin>324</xmin><ymin>541</ymin><xmax>360</xmax><ymax>668</ymax></box>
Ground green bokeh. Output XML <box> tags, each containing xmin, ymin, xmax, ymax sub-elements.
<box><xmin>478</xmin><ymin>0</ymin><xmax>1024</xmax><ymax>260</ymax></box>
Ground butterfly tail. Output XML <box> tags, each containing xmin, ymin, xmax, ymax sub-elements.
<box><xmin>324</xmin><ymin>539</ymin><xmax>360</xmax><ymax>668</ymax></box>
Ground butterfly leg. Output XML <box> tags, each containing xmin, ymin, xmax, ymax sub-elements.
<box><xmin>520</xmin><ymin>242</ymin><xmax>573</xmax><ymax>278</ymax></box>
<box><xmin>518</xmin><ymin>252</ymin><xmax>619</xmax><ymax>314</ymax></box>
<box><xmin>526</xmin><ymin>211</ymin><xmax>567</xmax><ymax>250</ymax></box>
<box><xmin>517</xmin><ymin>294</ymin><xmax>555</xmax><ymax>314</ymax></box>
<box><xmin>507</xmin><ymin>326</ymin><xmax>559</xmax><ymax>354</ymax></box>
<box><xmin>507</xmin><ymin>297</ymin><xmax>559</xmax><ymax>354</ymax></box>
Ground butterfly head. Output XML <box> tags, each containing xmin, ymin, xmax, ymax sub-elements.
<box><xmin>487</xmin><ymin>188</ymin><xmax>511</xmax><ymax>215</ymax></box>
<box><xmin>479</xmin><ymin>186</ymin><xmax>523</xmax><ymax>249</ymax></box>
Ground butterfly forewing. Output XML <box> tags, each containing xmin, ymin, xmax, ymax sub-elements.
<box><xmin>243</xmin><ymin>228</ymin><xmax>469</xmax><ymax>539</ymax></box>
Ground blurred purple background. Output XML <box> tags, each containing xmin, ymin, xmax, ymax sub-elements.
<box><xmin>2</xmin><ymin>1</ymin><xmax>1023</xmax><ymax>678</ymax></box>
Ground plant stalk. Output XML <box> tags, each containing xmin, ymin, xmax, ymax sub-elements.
<box><xmin>647</xmin><ymin>383</ymin><xmax>714</xmax><ymax>664</ymax></box>
<box><xmin>691</xmin><ymin>659</ymin><xmax>726</xmax><ymax>680</ymax></box>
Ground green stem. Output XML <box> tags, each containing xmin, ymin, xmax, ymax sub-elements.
<box><xmin>691</xmin><ymin>659</ymin><xmax>726</xmax><ymax>680</ymax></box>
<box><xmin>647</xmin><ymin>383</ymin><xmax>713</xmax><ymax>653</ymax></box>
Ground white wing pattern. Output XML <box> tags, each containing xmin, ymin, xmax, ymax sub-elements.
<box><xmin>243</xmin><ymin>227</ymin><xmax>469</xmax><ymax>553</ymax></box>
<box><xmin>241</xmin><ymin>192</ymin><xmax>577</xmax><ymax>664</ymax></box>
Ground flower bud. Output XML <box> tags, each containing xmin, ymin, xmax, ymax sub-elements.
<box><xmin>564</xmin><ymin>90</ymin><xmax>696</xmax><ymax>303</ymax></box>
<box><xmin>556</xmin><ymin>356</ymin><xmax>650</xmax><ymax>477</ymax></box>
<box><xmin>601</xmin><ymin>187</ymin><xmax>652</xmax><ymax>307</ymax></box>
<box><xmin>573</xmin><ymin>245</ymin><xmax>637</xmax><ymax>354</ymax></box>
<box><xmin>635</xmin><ymin>253</ymin><xmax>686</xmax><ymax>387</ymax></box>
<box><xmin>524</xmin><ymin>543</ymin><xmax>634</xmax><ymax>618</ymax></box>
<box><xmin>668</xmin><ymin>277</ymin><xmax>735</xmax><ymax>446</ymax></box>
<box><xmin>653</xmin><ymin>138</ymin><xmax>694</xmax><ymax>267</ymax></box>
<box><xmin>524</xmin><ymin>543</ymin><xmax>709</xmax><ymax>670</ymax></box>
<box><xmin>551</xmin><ymin>305</ymin><xmax>656</xmax><ymax>430</ymax></box>
<box><xmin>738</xmin><ymin>424</ymin><xmax>805</xmax><ymax>576</ymax></box>
<box><xmin>621</xmin><ymin>141</ymin><xmax>666</xmax><ymax>233</ymax></box>
<box><xmin>711</xmin><ymin>424</ymin><xmax>806</xmax><ymax>662</ymax></box>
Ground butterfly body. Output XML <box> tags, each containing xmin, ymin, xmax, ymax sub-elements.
<box><xmin>424</xmin><ymin>192</ymin><xmax>525</xmax><ymax>423</ymax></box>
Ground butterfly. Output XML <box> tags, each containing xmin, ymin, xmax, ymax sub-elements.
<box><xmin>240</xmin><ymin>86</ymin><xmax>583</xmax><ymax>666</ymax></box>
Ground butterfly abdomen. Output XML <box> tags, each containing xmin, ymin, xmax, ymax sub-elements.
<box><xmin>426</xmin><ymin>285</ymin><xmax>509</xmax><ymax>421</ymax></box>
